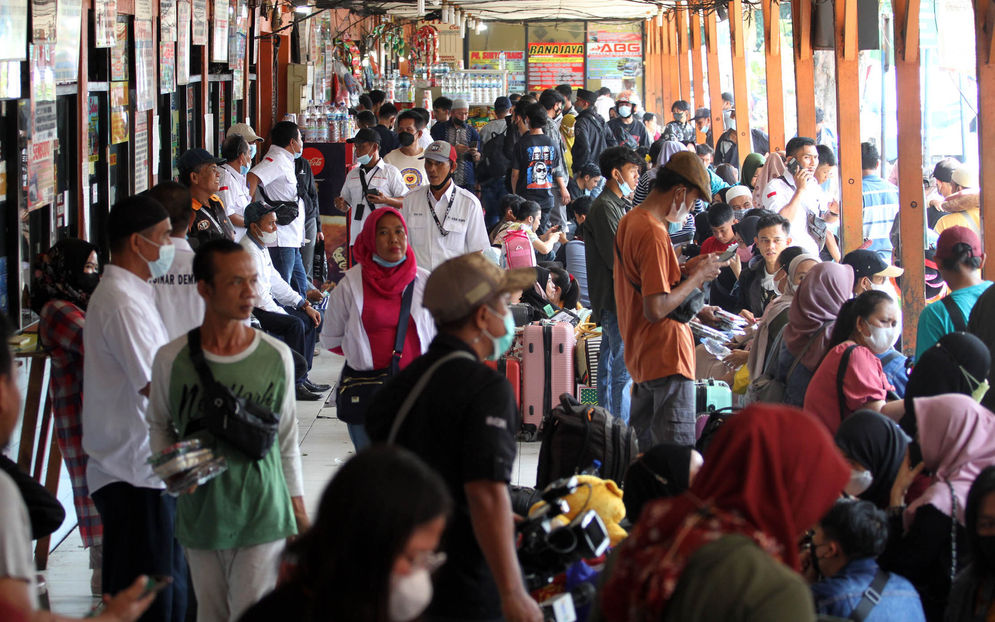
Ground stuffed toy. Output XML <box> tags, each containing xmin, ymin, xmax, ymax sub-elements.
<box><xmin>529</xmin><ymin>474</ymin><xmax>628</xmax><ymax>546</ymax></box>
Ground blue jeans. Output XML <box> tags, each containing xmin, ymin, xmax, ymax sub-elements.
<box><xmin>348</xmin><ymin>424</ymin><xmax>371</xmax><ymax>451</ymax></box>
<box><xmin>479</xmin><ymin>177</ymin><xmax>507</xmax><ymax>229</ymax></box>
<box><xmin>269</xmin><ymin>246</ymin><xmax>309</xmax><ymax>297</ymax></box>
<box><xmin>596</xmin><ymin>310</ymin><xmax>632</xmax><ymax>423</ymax></box>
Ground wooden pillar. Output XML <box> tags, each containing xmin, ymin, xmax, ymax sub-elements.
<box><xmin>976</xmin><ymin>0</ymin><xmax>995</xmax><ymax>276</ymax></box>
<box><xmin>646</xmin><ymin>20</ymin><xmax>659</xmax><ymax>114</ymax></box>
<box><xmin>676</xmin><ymin>4</ymin><xmax>691</xmax><ymax>104</ymax></box>
<box><xmin>895</xmin><ymin>0</ymin><xmax>926</xmax><ymax>355</ymax></box>
<box><xmin>835</xmin><ymin>0</ymin><xmax>863</xmax><ymax>253</ymax></box>
<box><xmin>668</xmin><ymin>13</ymin><xmax>681</xmax><ymax>103</ymax></box>
<box><xmin>660</xmin><ymin>21</ymin><xmax>674</xmax><ymax>110</ymax></box>
<box><xmin>729</xmin><ymin>0</ymin><xmax>752</xmax><ymax>167</ymax></box>
<box><xmin>201</xmin><ymin>1</ymin><xmax>210</xmax><ymax>148</ymax></box>
<box><xmin>762</xmin><ymin>0</ymin><xmax>786</xmax><ymax>153</ymax></box>
<box><xmin>792</xmin><ymin>0</ymin><xmax>817</xmax><ymax>138</ymax></box>
<box><xmin>77</xmin><ymin>0</ymin><xmax>90</xmax><ymax>238</ymax></box>
<box><xmin>704</xmin><ymin>11</ymin><xmax>723</xmax><ymax>140</ymax></box>
<box><xmin>258</xmin><ymin>35</ymin><xmax>275</xmax><ymax>142</ymax></box>
<box><xmin>690</xmin><ymin>10</ymin><xmax>705</xmax><ymax>116</ymax></box>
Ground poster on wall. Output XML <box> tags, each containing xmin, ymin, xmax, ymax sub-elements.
<box><xmin>0</xmin><ymin>0</ymin><xmax>29</xmax><ymax>60</ymax></box>
<box><xmin>526</xmin><ymin>42</ymin><xmax>583</xmax><ymax>91</ymax></box>
<box><xmin>191</xmin><ymin>0</ymin><xmax>207</xmax><ymax>46</ymax></box>
<box><xmin>55</xmin><ymin>0</ymin><xmax>82</xmax><ymax>83</ymax></box>
<box><xmin>30</xmin><ymin>43</ymin><xmax>56</xmax><ymax>102</ymax></box>
<box><xmin>160</xmin><ymin>0</ymin><xmax>177</xmax><ymax>41</ymax></box>
<box><xmin>176</xmin><ymin>0</ymin><xmax>190</xmax><ymax>85</ymax></box>
<box><xmin>110</xmin><ymin>81</ymin><xmax>129</xmax><ymax>144</ymax></box>
<box><xmin>134</xmin><ymin>0</ymin><xmax>153</xmax><ymax>18</ymax></box>
<box><xmin>135</xmin><ymin>20</ymin><xmax>156</xmax><ymax>111</ymax></box>
<box><xmin>160</xmin><ymin>42</ymin><xmax>175</xmax><ymax>93</ymax></box>
<box><xmin>134</xmin><ymin>114</ymin><xmax>149</xmax><ymax>193</ymax></box>
<box><xmin>111</xmin><ymin>16</ymin><xmax>128</xmax><ymax>81</ymax></box>
<box><xmin>415</xmin><ymin>19</ymin><xmax>462</xmax><ymax>64</ymax></box>
<box><xmin>211</xmin><ymin>0</ymin><xmax>229</xmax><ymax>62</ymax></box>
<box><xmin>469</xmin><ymin>51</ymin><xmax>525</xmax><ymax>93</ymax></box>
<box><xmin>31</xmin><ymin>0</ymin><xmax>56</xmax><ymax>42</ymax></box>
<box><xmin>27</xmin><ymin>140</ymin><xmax>55</xmax><ymax>211</ymax></box>
<box><xmin>94</xmin><ymin>0</ymin><xmax>117</xmax><ymax>48</ymax></box>
<box><xmin>587</xmin><ymin>26</ymin><xmax>642</xmax><ymax>80</ymax></box>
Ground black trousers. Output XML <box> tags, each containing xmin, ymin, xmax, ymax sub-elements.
<box><xmin>91</xmin><ymin>482</ymin><xmax>188</xmax><ymax>622</ymax></box>
<box><xmin>253</xmin><ymin>306</ymin><xmax>317</xmax><ymax>383</ymax></box>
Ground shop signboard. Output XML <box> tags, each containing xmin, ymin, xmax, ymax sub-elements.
<box><xmin>587</xmin><ymin>26</ymin><xmax>642</xmax><ymax>80</ymax></box>
<box><xmin>526</xmin><ymin>42</ymin><xmax>583</xmax><ymax>92</ymax></box>
<box><xmin>469</xmin><ymin>50</ymin><xmax>525</xmax><ymax>94</ymax></box>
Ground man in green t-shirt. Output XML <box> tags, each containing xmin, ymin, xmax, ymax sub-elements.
<box><xmin>149</xmin><ymin>239</ymin><xmax>307</xmax><ymax>622</ymax></box>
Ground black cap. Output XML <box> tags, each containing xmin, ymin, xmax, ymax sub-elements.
<box><xmin>107</xmin><ymin>194</ymin><xmax>170</xmax><ymax>248</ymax></box>
<box><xmin>842</xmin><ymin>249</ymin><xmax>904</xmax><ymax>280</ymax></box>
<box><xmin>576</xmin><ymin>89</ymin><xmax>597</xmax><ymax>105</ymax></box>
<box><xmin>244</xmin><ymin>201</ymin><xmax>277</xmax><ymax>225</ymax></box>
<box><xmin>177</xmin><ymin>148</ymin><xmax>225</xmax><ymax>176</ymax></box>
<box><xmin>693</xmin><ymin>107</ymin><xmax>710</xmax><ymax>120</ymax></box>
<box><xmin>933</xmin><ymin>159</ymin><xmax>959</xmax><ymax>184</ymax></box>
<box><xmin>347</xmin><ymin>128</ymin><xmax>381</xmax><ymax>145</ymax></box>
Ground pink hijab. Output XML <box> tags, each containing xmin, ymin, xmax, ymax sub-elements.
<box><xmin>753</xmin><ymin>151</ymin><xmax>787</xmax><ymax>207</ymax></box>
<box><xmin>782</xmin><ymin>261</ymin><xmax>853</xmax><ymax>371</ymax></box>
<box><xmin>907</xmin><ymin>394</ymin><xmax>995</xmax><ymax>529</ymax></box>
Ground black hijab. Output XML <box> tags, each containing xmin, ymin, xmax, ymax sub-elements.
<box><xmin>622</xmin><ymin>443</ymin><xmax>692</xmax><ymax>523</ymax></box>
<box><xmin>835</xmin><ymin>410</ymin><xmax>911</xmax><ymax>509</ymax></box>
<box><xmin>905</xmin><ymin>332</ymin><xmax>991</xmax><ymax>428</ymax></box>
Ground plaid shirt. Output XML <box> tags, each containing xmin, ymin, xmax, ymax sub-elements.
<box><xmin>40</xmin><ymin>300</ymin><xmax>102</xmax><ymax>546</ymax></box>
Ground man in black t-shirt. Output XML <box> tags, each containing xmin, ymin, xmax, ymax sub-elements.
<box><xmin>510</xmin><ymin>103</ymin><xmax>570</xmax><ymax>233</ymax></box>
<box><xmin>366</xmin><ymin>254</ymin><xmax>543</xmax><ymax>622</ymax></box>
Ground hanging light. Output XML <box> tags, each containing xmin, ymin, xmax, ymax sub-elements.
<box><xmin>417</xmin><ymin>0</ymin><xmax>425</xmax><ymax>17</ymax></box>
<box><xmin>442</xmin><ymin>4</ymin><xmax>450</xmax><ymax>23</ymax></box>
<box><xmin>656</xmin><ymin>6</ymin><xmax>664</xmax><ymax>27</ymax></box>
<box><xmin>458</xmin><ymin>10</ymin><xmax>466</xmax><ymax>38</ymax></box>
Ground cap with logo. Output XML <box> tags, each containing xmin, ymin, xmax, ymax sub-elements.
<box><xmin>842</xmin><ymin>249</ymin><xmax>904</xmax><ymax>281</ymax></box>
<box><xmin>935</xmin><ymin>226</ymin><xmax>982</xmax><ymax>262</ymax></box>
<box><xmin>347</xmin><ymin>128</ymin><xmax>381</xmax><ymax>145</ymax></box>
<box><xmin>178</xmin><ymin>148</ymin><xmax>225</xmax><ymax>176</ymax></box>
<box><xmin>420</xmin><ymin>140</ymin><xmax>458</xmax><ymax>164</ymax></box>
<box><xmin>227</xmin><ymin>122</ymin><xmax>263</xmax><ymax>143</ymax></box>
<box><xmin>423</xmin><ymin>254</ymin><xmax>536</xmax><ymax>323</ymax></box>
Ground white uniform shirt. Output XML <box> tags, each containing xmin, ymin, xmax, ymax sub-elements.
<box><xmin>340</xmin><ymin>158</ymin><xmax>408</xmax><ymax>246</ymax></box>
<box><xmin>402</xmin><ymin>182</ymin><xmax>490</xmax><ymax>272</ymax></box>
<box><xmin>760</xmin><ymin>174</ymin><xmax>830</xmax><ymax>256</ymax></box>
<box><xmin>82</xmin><ymin>264</ymin><xmax>169</xmax><ymax>492</ymax></box>
<box><xmin>152</xmin><ymin>237</ymin><xmax>205</xmax><ymax>341</ymax></box>
<box><xmin>218</xmin><ymin>163</ymin><xmax>252</xmax><ymax>241</ymax></box>
<box><xmin>249</xmin><ymin>145</ymin><xmax>304</xmax><ymax>248</ymax></box>
<box><xmin>319</xmin><ymin>265</ymin><xmax>437</xmax><ymax>370</ymax></box>
<box><xmin>240</xmin><ymin>233</ymin><xmax>304</xmax><ymax>313</ymax></box>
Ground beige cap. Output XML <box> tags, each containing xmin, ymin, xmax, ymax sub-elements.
<box><xmin>424</xmin><ymin>254</ymin><xmax>536</xmax><ymax>323</ymax></box>
<box><xmin>952</xmin><ymin>165</ymin><xmax>978</xmax><ymax>189</ymax></box>
<box><xmin>663</xmin><ymin>151</ymin><xmax>712</xmax><ymax>202</ymax></box>
<box><xmin>227</xmin><ymin>122</ymin><xmax>263</xmax><ymax>143</ymax></box>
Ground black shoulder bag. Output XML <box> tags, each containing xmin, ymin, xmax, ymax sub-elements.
<box><xmin>186</xmin><ymin>328</ymin><xmax>280</xmax><ymax>460</ymax></box>
<box><xmin>335</xmin><ymin>280</ymin><xmax>415</xmax><ymax>425</ymax></box>
<box><xmin>614</xmin><ymin>239</ymin><xmax>704</xmax><ymax>323</ymax></box>
<box><xmin>836</xmin><ymin>344</ymin><xmax>858</xmax><ymax>422</ymax></box>
<box><xmin>257</xmin><ymin>184</ymin><xmax>300</xmax><ymax>226</ymax></box>
<box><xmin>848</xmin><ymin>568</ymin><xmax>891</xmax><ymax>622</ymax></box>
<box><xmin>942</xmin><ymin>296</ymin><xmax>968</xmax><ymax>332</ymax></box>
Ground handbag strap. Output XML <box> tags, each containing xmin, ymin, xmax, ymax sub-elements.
<box><xmin>942</xmin><ymin>296</ymin><xmax>968</xmax><ymax>332</ymax></box>
<box><xmin>848</xmin><ymin>568</ymin><xmax>891</xmax><ymax>622</ymax></box>
<box><xmin>947</xmin><ymin>478</ymin><xmax>959</xmax><ymax>583</ymax></box>
<box><xmin>614</xmin><ymin>239</ymin><xmax>642</xmax><ymax>294</ymax></box>
<box><xmin>187</xmin><ymin>328</ymin><xmax>219</xmax><ymax>388</ymax></box>
<box><xmin>390</xmin><ymin>281</ymin><xmax>416</xmax><ymax>375</ymax></box>
<box><xmin>355</xmin><ymin>166</ymin><xmax>377</xmax><ymax>221</ymax></box>
<box><xmin>387</xmin><ymin>351</ymin><xmax>477</xmax><ymax>444</ymax></box>
<box><xmin>836</xmin><ymin>345</ymin><xmax>858</xmax><ymax>423</ymax></box>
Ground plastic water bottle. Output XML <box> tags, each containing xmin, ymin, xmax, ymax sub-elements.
<box><xmin>327</xmin><ymin>103</ymin><xmax>337</xmax><ymax>143</ymax></box>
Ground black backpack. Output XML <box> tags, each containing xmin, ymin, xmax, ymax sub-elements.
<box><xmin>478</xmin><ymin>121</ymin><xmax>513</xmax><ymax>184</ymax></box>
<box><xmin>536</xmin><ymin>393</ymin><xmax>638</xmax><ymax>488</ymax></box>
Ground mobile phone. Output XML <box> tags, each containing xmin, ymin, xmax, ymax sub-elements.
<box><xmin>786</xmin><ymin>157</ymin><xmax>801</xmax><ymax>176</ymax></box>
<box><xmin>142</xmin><ymin>575</ymin><xmax>173</xmax><ymax>597</ymax></box>
<box><xmin>366</xmin><ymin>187</ymin><xmax>381</xmax><ymax>198</ymax></box>
<box><xmin>717</xmin><ymin>246</ymin><xmax>738</xmax><ymax>262</ymax></box>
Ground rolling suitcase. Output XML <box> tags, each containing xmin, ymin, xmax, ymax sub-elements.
<box><xmin>485</xmin><ymin>358</ymin><xmax>522</xmax><ymax>417</ymax></box>
<box><xmin>522</xmin><ymin>322</ymin><xmax>576</xmax><ymax>439</ymax></box>
<box><xmin>696</xmin><ymin>379</ymin><xmax>733</xmax><ymax>414</ymax></box>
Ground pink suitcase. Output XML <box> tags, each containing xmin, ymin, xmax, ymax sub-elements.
<box><xmin>522</xmin><ymin>322</ymin><xmax>576</xmax><ymax>439</ymax></box>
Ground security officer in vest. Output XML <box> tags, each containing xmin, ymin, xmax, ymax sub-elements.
<box><xmin>178</xmin><ymin>148</ymin><xmax>236</xmax><ymax>249</ymax></box>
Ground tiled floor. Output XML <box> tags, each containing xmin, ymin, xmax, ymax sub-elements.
<box><xmin>43</xmin><ymin>349</ymin><xmax>541</xmax><ymax>616</ymax></box>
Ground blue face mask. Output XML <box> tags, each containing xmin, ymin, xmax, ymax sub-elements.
<box><xmin>484</xmin><ymin>306</ymin><xmax>515</xmax><ymax>361</ymax></box>
<box><xmin>668</xmin><ymin>220</ymin><xmax>682</xmax><ymax>235</ymax></box>
<box><xmin>294</xmin><ymin>148</ymin><xmax>303</xmax><ymax>159</ymax></box>
<box><xmin>618</xmin><ymin>179</ymin><xmax>633</xmax><ymax>198</ymax></box>
<box><xmin>138</xmin><ymin>235</ymin><xmax>176</xmax><ymax>280</ymax></box>
<box><xmin>356</xmin><ymin>153</ymin><xmax>372</xmax><ymax>166</ymax></box>
<box><xmin>372</xmin><ymin>253</ymin><xmax>406</xmax><ymax>268</ymax></box>
<box><xmin>239</xmin><ymin>164</ymin><xmax>249</xmax><ymax>176</ymax></box>
<box><xmin>618</xmin><ymin>105</ymin><xmax>632</xmax><ymax>118</ymax></box>
<box><xmin>248</xmin><ymin>144</ymin><xmax>257</xmax><ymax>159</ymax></box>
<box><xmin>583</xmin><ymin>188</ymin><xmax>592</xmax><ymax>196</ymax></box>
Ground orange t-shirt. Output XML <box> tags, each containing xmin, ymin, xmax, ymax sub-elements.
<box><xmin>613</xmin><ymin>207</ymin><xmax>695</xmax><ymax>383</ymax></box>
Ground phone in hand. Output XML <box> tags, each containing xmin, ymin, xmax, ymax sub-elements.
<box><xmin>717</xmin><ymin>246</ymin><xmax>738</xmax><ymax>262</ymax></box>
<box><xmin>786</xmin><ymin>157</ymin><xmax>801</xmax><ymax>176</ymax></box>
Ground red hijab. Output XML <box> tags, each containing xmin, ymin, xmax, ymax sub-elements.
<box><xmin>601</xmin><ymin>404</ymin><xmax>850</xmax><ymax>621</ymax></box>
<box><xmin>351</xmin><ymin>207</ymin><xmax>418</xmax><ymax>298</ymax></box>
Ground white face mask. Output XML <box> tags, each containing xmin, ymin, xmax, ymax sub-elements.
<box><xmin>388</xmin><ymin>568</ymin><xmax>433</xmax><ymax>622</ymax></box>
<box><xmin>667</xmin><ymin>188</ymin><xmax>693</xmax><ymax>224</ymax></box>
<box><xmin>844</xmin><ymin>469</ymin><xmax>874</xmax><ymax>496</ymax></box>
<box><xmin>258</xmin><ymin>229</ymin><xmax>278</xmax><ymax>245</ymax></box>
<box><xmin>862</xmin><ymin>322</ymin><xmax>896</xmax><ymax>355</ymax></box>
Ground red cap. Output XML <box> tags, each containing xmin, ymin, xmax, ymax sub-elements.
<box><xmin>935</xmin><ymin>226</ymin><xmax>982</xmax><ymax>262</ymax></box>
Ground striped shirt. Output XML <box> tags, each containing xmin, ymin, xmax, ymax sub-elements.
<box><xmin>861</xmin><ymin>174</ymin><xmax>900</xmax><ymax>257</ymax></box>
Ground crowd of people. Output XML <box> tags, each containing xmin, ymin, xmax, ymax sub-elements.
<box><xmin>1</xmin><ymin>79</ymin><xmax>995</xmax><ymax>622</ymax></box>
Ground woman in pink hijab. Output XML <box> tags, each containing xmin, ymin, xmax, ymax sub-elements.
<box><xmin>878</xmin><ymin>394</ymin><xmax>995</xmax><ymax>621</ymax></box>
<box><xmin>774</xmin><ymin>261</ymin><xmax>853</xmax><ymax>406</ymax></box>
<box><xmin>752</xmin><ymin>151</ymin><xmax>787</xmax><ymax>207</ymax></box>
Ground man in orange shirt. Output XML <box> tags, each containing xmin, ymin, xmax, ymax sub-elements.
<box><xmin>614</xmin><ymin>152</ymin><xmax>724</xmax><ymax>447</ymax></box>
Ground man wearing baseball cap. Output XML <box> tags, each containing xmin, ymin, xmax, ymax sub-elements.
<box><xmin>366</xmin><ymin>253</ymin><xmax>542</xmax><ymax>622</ymax></box>
<box><xmin>335</xmin><ymin>127</ymin><xmax>407</xmax><ymax>249</ymax></box>
<box><xmin>916</xmin><ymin>226</ymin><xmax>991</xmax><ymax>360</ymax></box>
<box><xmin>935</xmin><ymin>164</ymin><xmax>981</xmax><ymax>235</ymax></box>
<box><xmin>227</xmin><ymin>122</ymin><xmax>264</xmax><ymax>156</ymax></box>
<box><xmin>693</xmin><ymin>107</ymin><xmax>713</xmax><ymax>147</ymax></box>
<box><xmin>843</xmin><ymin>249</ymin><xmax>904</xmax><ymax>297</ymax></box>
<box><xmin>430</xmin><ymin>97</ymin><xmax>481</xmax><ymax>192</ymax></box>
<box><xmin>401</xmin><ymin>140</ymin><xmax>489</xmax><ymax>271</ymax></box>
<box><xmin>177</xmin><ymin>148</ymin><xmax>235</xmax><ymax>249</ymax></box>
<box><xmin>615</xmin><ymin>152</ymin><xmax>726</xmax><ymax>448</ymax></box>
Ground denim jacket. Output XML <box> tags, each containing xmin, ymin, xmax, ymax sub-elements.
<box><xmin>811</xmin><ymin>557</ymin><xmax>926</xmax><ymax>621</ymax></box>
